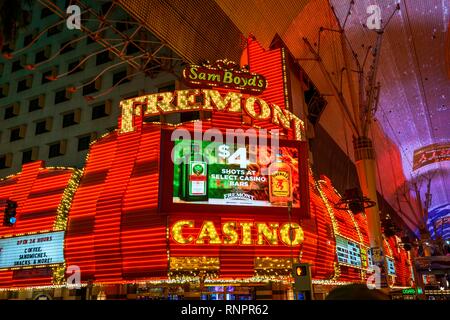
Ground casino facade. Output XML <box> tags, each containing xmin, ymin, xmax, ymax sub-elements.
<box><xmin>0</xmin><ymin>38</ymin><xmax>413</xmax><ymax>300</ymax></box>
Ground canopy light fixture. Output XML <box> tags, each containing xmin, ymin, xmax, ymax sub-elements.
<box><xmin>334</xmin><ymin>188</ymin><xmax>376</xmax><ymax>215</ymax></box>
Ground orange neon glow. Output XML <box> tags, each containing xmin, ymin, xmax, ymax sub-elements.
<box><xmin>0</xmin><ymin>38</ymin><xmax>412</xmax><ymax>289</ymax></box>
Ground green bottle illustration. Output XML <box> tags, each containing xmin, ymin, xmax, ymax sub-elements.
<box><xmin>180</xmin><ymin>142</ymin><xmax>208</xmax><ymax>201</ymax></box>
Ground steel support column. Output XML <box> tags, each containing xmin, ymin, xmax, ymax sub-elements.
<box><xmin>354</xmin><ymin>136</ymin><xmax>388</xmax><ymax>288</ymax></box>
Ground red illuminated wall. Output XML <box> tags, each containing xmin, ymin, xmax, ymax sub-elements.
<box><xmin>306</xmin><ymin>174</ymin><xmax>336</xmax><ymax>279</ymax></box>
<box><xmin>315</xmin><ymin>176</ymin><xmax>364</xmax><ymax>281</ymax></box>
<box><xmin>178</xmin><ymin>118</ymin><xmax>356</xmax><ymax>281</ymax></box>
<box><xmin>62</xmin><ymin>54</ymin><xmax>412</xmax><ymax>285</ymax></box>
<box><xmin>385</xmin><ymin>240</ymin><xmax>412</xmax><ymax>287</ymax></box>
<box><xmin>0</xmin><ymin>127</ymin><xmax>413</xmax><ymax>288</ymax></box>
<box><xmin>246</xmin><ymin>37</ymin><xmax>292</xmax><ymax>135</ymax></box>
<box><xmin>247</xmin><ymin>37</ymin><xmax>287</xmax><ymax>110</ymax></box>
<box><xmin>0</xmin><ymin>37</ymin><xmax>413</xmax><ymax>289</ymax></box>
<box><xmin>315</xmin><ymin>175</ymin><xmax>412</xmax><ymax>286</ymax></box>
<box><xmin>65</xmin><ymin>122</ymin><xmax>167</xmax><ymax>283</ymax></box>
<box><xmin>63</xmin><ymin>118</ymin><xmax>346</xmax><ymax>283</ymax></box>
<box><xmin>167</xmin><ymin>158</ymin><xmax>304</xmax><ymax>280</ymax></box>
<box><xmin>0</xmin><ymin>161</ymin><xmax>75</xmax><ymax>288</ymax></box>
<box><xmin>63</xmin><ymin>38</ymin><xmax>304</xmax><ymax>284</ymax></box>
<box><xmin>65</xmin><ymin>116</ymin><xmax>308</xmax><ymax>283</ymax></box>
<box><xmin>383</xmin><ymin>237</ymin><xmax>413</xmax><ymax>287</ymax></box>
<box><xmin>211</xmin><ymin>38</ymin><xmax>296</xmax><ymax>140</ymax></box>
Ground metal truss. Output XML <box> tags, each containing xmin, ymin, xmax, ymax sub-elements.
<box><xmin>4</xmin><ymin>0</ymin><xmax>185</xmax><ymax>100</ymax></box>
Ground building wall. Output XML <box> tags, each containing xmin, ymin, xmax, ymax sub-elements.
<box><xmin>0</xmin><ymin>0</ymin><xmax>178</xmax><ymax>177</ymax></box>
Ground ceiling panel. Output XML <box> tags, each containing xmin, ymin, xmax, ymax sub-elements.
<box><xmin>214</xmin><ymin>0</ymin><xmax>449</xmax><ymax>237</ymax></box>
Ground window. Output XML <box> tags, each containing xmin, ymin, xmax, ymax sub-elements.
<box><xmin>2</xmin><ymin>44</ymin><xmax>13</xmax><ymax>55</ymax></box>
<box><xmin>17</xmin><ymin>76</ymin><xmax>32</xmax><ymax>92</ymax></box>
<box><xmin>0</xmin><ymin>156</ymin><xmax>6</xmax><ymax>169</ymax></box>
<box><xmin>0</xmin><ymin>154</ymin><xmax>12</xmax><ymax>169</ymax></box>
<box><xmin>60</xmin><ymin>40</ymin><xmax>75</xmax><ymax>54</ymax></box>
<box><xmin>4</xmin><ymin>106</ymin><xmax>16</xmax><ymax>119</ymax></box>
<box><xmin>49</xmin><ymin>143</ymin><xmax>60</xmax><ymax>158</ymax></box>
<box><xmin>83</xmin><ymin>78</ymin><xmax>101</xmax><ymax>96</ymax></box>
<box><xmin>35</xmin><ymin>119</ymin><xmax>50</xmax><ymax>135</ymax></box>
<box><xmin>62</xmin><ymin>111</ymin><xmax>78</xmax><ymax>127</ymax></box>
<box><xmin>96</xmin><ymin>51</ymin><xmax>112</xmax><ymax>65</ymax></box>
<box><xmin>24</xmin><ymin>147</ymin><xmax>38</xmax><ymax>163</ymax></box>
<box><xmin>29</xmin><ymin>98</ymin><xmax>40</xmax><ymax>112</ymax></box>
<box><xmin>10</xmin><ymin>126</ymin><xmax>26</xmax><ymax>142</ymax></box>
<box><xmin>77</xmin><ymin>135</ymin><xmax>91</xmax><ymax>151</ymax></box>
<box><xmin>83</xmin><ymin>82</ymin><xmax>98</xmax><ymax>95</ymax></box>
<box><xmin>22</xmin><ymin>150</ymin><xmax>33</xmax><ymax>164</ymax></box>
<box><xmin>0</xmin><ymin>83</ymin><xmax>9</xmax><ymax>98</ymax></box>
<box><xmin>126</xmin><ymin>44</ymin><xmax>140</xmax><ymax>55</ymax></box>
<box><xmin>42</xmin><ymin>68</ymin><xmax>57</xmax><ymax>84</ymax></box>
<box><xmin>11</xmin><ymin>60</ymin><xmax>22</xmax><ymax>72</ymax></box>
<box><xmin>23</xmin><ymin>34</ymin><xmax>33</xmax><ymax>47</ymax></box>
<box><xmin>92</xmin><ymin>102</ymin><xmax>111</xmax><ymax>120</ymax></box>
<box><xmin>48</xmin><ymin>141</ymin><xmax>66</xmax><ymax>158</ymax></box>
<box><xmin>92</xmin><ymin>104</ymin><xmax>107</xmax><ymax>120</ymax></box>
<box><xmin>17</xmin><ymin>79</ymin><xmax>28</xmax><ymax>92</ymax></box>
<box><xmin>68</xmin><ymin>60</ymin><xmax>83</xmax><ymax>75</ymax></box>
<box><xmin>41</xmin><ymin>7</ymin><xmax>52</xmax><ymax>18</ymax></box>
<box><xmin>47</xmin><ymin>25</ymin><xmax>61</xmax><ymax>37</ymax></box>
<box><xmin>35</xmin><ymin>49</ymin><xmax>48</xmax><ymax>63</ymax></box>
<box><xmin>112</xmin><ymin>70</ymin><xmax>130</xmax><ymax>86</ymax></box>
<box><xmin>54</xmin><ymin>89</ymin><xmax>70</xmax><ymax>104</ymax></box>
<box><xmin>29</xmin><ymin>96</ymin><xmax>45</xmax><ymax>112</ymax></box>
<box><xmin>10</xmin><ymin>127</ymin><xmax>21</xmax><ymax>141</ymax></box>
<box><xmin>4</xmin><ymin>104</ymin><xmax>19</xmax><ymax>119</ymax></box>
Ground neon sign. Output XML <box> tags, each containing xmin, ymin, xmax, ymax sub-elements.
<box><xmin>0</xmin><ymin>231</ymin><xmax>65</xmax><ymax>269</ymax></box>
<box><xmin>119</xmin><ymin>89</ymin><xmax>304</xmax><ymax>141</ymax></box>
<box><xmin>413</xmin><ymin>143</ymin><xmax>450</xmax><ymax>170</ymax></box>
<box><xmin>182</xmin><ymin>60</ymin><xmax>267</xmax><ymax>94</ymax></box>
<box><xmin>402</xmin><ymin>288</ymin><xmax>417</xmax><ymax>295</ymax></box>
<box><xmin>170</xmin><ymin>220</ymin><xmax>304</xmax><ymax>246</ymax></box>
<box><xmin>173</xmin><ymin>140</ymin><xmax>301</xmax><ymax>208</ymax></box>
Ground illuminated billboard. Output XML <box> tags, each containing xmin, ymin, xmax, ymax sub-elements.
<box><xmin>336</xmin><ymin>235</ymin><xmax>362</xmax><ymax>268</ymax></box>
<box><xmin>173</xmin><ymin>139</ymin><xmax>300</xmax><ymax>208</ymax></box>
<box><xmin>0</xmin><ymin>231</ymin><xmax>64</xmax><ymax>269</ymax></box>
<box><xmin>387</xmin><ymin>257</ymin><xmax>396</xmax><ymax>275</ymax></box>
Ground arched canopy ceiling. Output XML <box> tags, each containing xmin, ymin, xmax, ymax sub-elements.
<box><xmin>118</xmin><ymin>0</ymin><xmax>449</xmax><ymax>237</ymax></box>
<box><xmin>213</xmin><ymin>0</ymin><xmax>449</xmax><ymax>237</ymax></box>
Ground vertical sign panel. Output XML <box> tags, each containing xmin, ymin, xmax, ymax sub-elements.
<box><xmin>0</xmin><ymin>231</ymin><xmax>64</xmax><ymax>269</ymax></box>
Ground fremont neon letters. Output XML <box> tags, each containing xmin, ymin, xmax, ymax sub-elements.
<box><xmin>171</xmin><ymin>220</ymin><xmax>304</xmax><ymax>246</ymax></box>
<box><xmin>119</xmin><ymin>89</ymin><xmax>304</xmax><ymax>141</ymax></box>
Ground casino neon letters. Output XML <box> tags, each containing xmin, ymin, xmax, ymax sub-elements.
<box><xmin>170</xmin><ymin>220</ymin><xmax>304</xmax><ymax>246</ymax></box>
